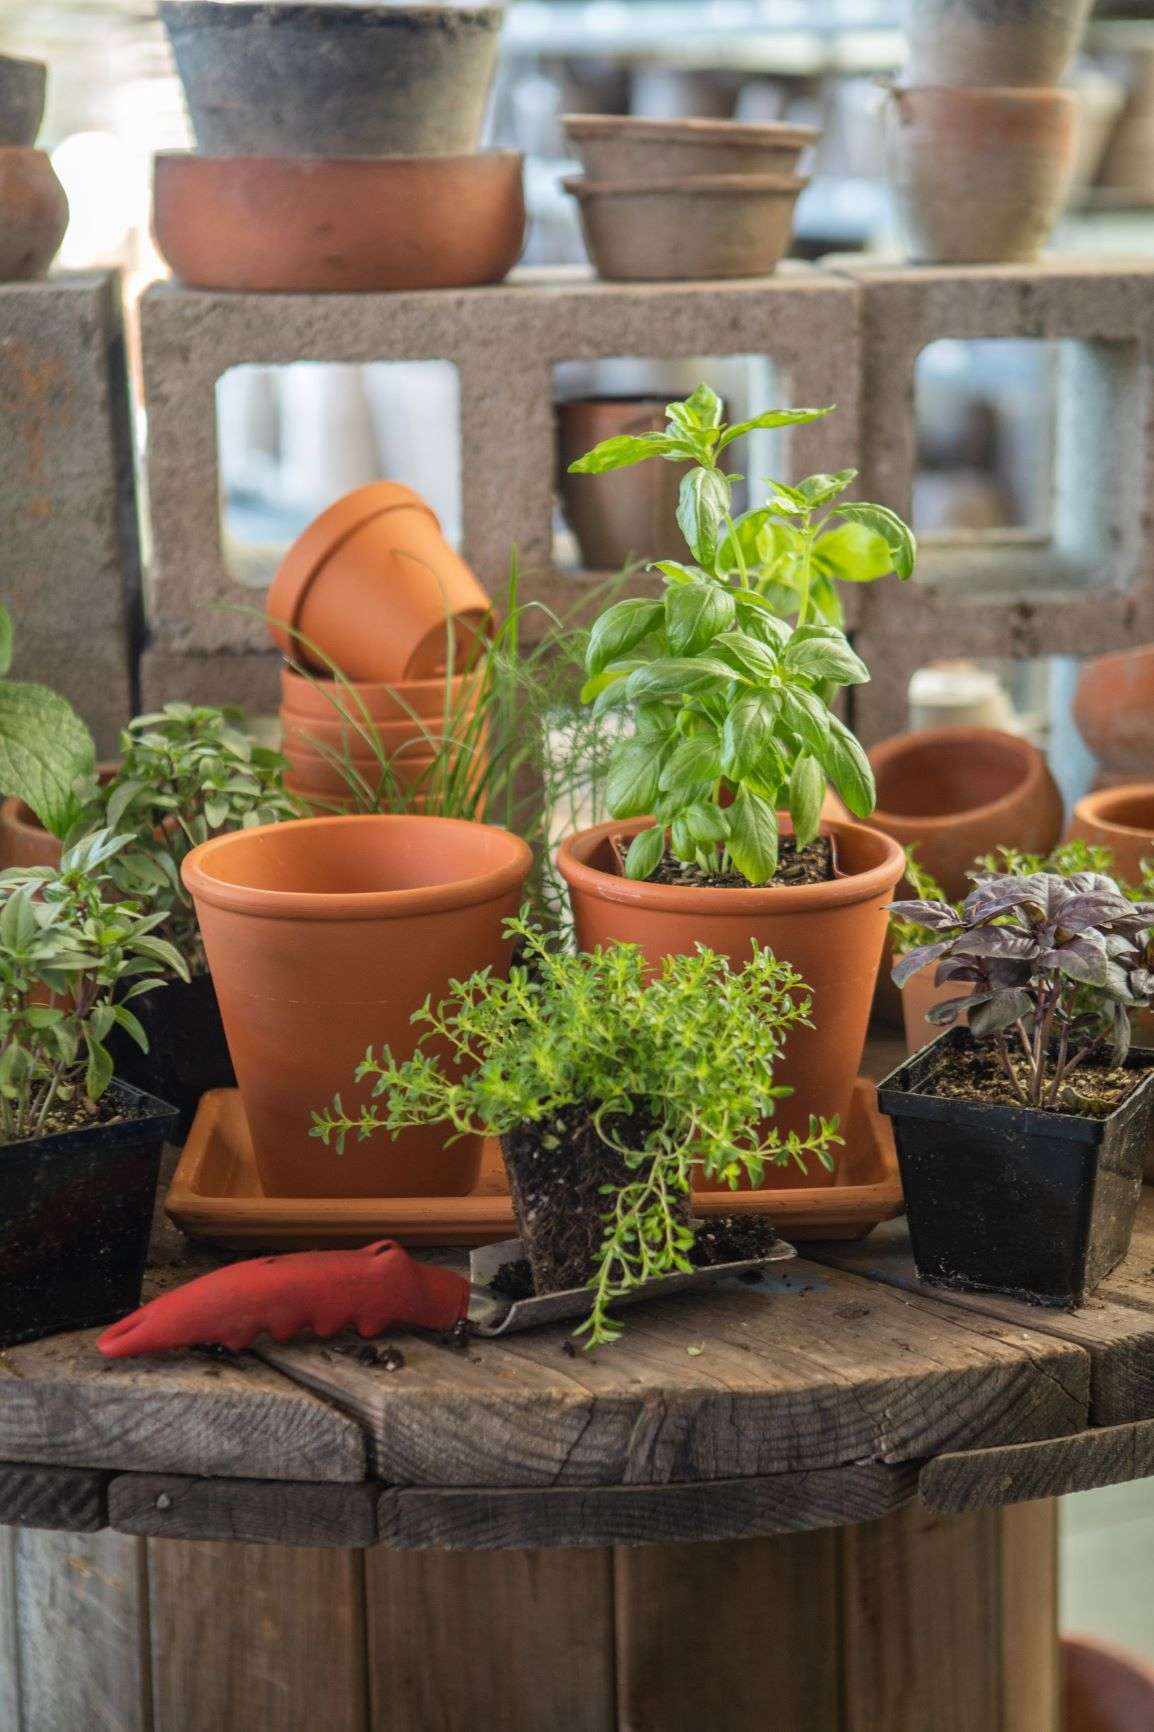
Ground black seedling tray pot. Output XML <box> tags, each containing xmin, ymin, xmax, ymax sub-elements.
<box><xmin>106</xmin><ymin>971</ymin><xmax>235</xmax><ymax>1140</ymax></box>
<box><xmin>0</xmin><ymin>1082</ymin><xmax>180</xmax><ymax>1347</ymax></box>
<box><xmin>878</xmin><ymin>1027</ymin><xmax>1154</xmax><ymax>1308</ymax></box>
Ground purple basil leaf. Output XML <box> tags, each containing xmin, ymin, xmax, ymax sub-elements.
<box><xmin>891</xmin><ymin>939</ymin><xmax>953</xmax><ymax>989</ymax></box>
<box><xmin>983</xmin><ymin>958</ymin><xmax>1035</xmax><ymax>988</ymax></box>
<box><xmin>1113</xmin><ymin>1001</ymin><xmax>1133</xmax><ymax>1068</ymax></box>
<box><xmin>1047</xmin><ymin>938</ymin><xmax>1109</xmax><ymax>986</ymax></box>
<box><xmin>887</xmin><ymin>899</ymin><xmax>958</xmax><ymax>931</ymax></box>
<box><xmin>1055</xmin><ymin>893</ymin><xmax>1132</xmax><ymax>936</ymax></box>
<box><xmin>926</xmin><ymin>994</ymin><xmax>982</xmax><ymax>1026</ymax></box>
<box><xmin>959</xmin><ymin>926</ymin><xmax>1037</xmax><ymax>960</ymax></box>
<box><xmin>968</xmin><ymin>988</ymin><xmax>1033</xmax><ymax>1038</ymax></box>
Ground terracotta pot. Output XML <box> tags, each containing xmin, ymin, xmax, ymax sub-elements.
<box><xmin>1074</xmin><ymin>644</ymin><xmax>1154</xmax><ymax>785</ymax></box>
<box><xmin>159</xmin><ymin>1</ymin><xmax>503</xmax><ymax>158</ymax></box>
<box><xmin>1068</xmin><ymin>784</ymin><xmax>1154</xmax><ymax>886</ymax></box>
<box><xmin>904</xmin><ymin>0</ymin><xmax>1093</xmax><ymax>87</ymax></box>
<box><xmin>556</xmin><ymin>816</ymin><xmax>905</xmax><ymax>1190</ymax></box>
<box><xmin>556</xmin><ymin>398</ymin><xmax>694</xmax><ymax>570</ymax></box>
<box><xmin>900</xmin><ymin>967</ymin><xmax>965</xmax><ymax>1055</ymax></box>
<box><xmin>153</xmin><ymin>150</ymin><xmax>525</xmax><ymax>294</ymax></box>
<box><xmin>0</xmin><ymin>55</ymin><xmax>46</xmax><ymax>149</ymax></box>
<box><xmin>283</xmin><ymin>742</ymin><xmax>441</xmax><ymax>800</ymax></box>
<box><xmin>0</xmin><ymin>148</ymin><xmax>69</xmax><ymax>282</ymax></box>
<box><xmin>884</xmin><ymin>86</ymin><xmax>1078</xmax><ymax>264</ymax></box>
<box><xmin>0</xmin><ymin>794</ymin><xmax>64</xmax><ymax>869</ymax></box>
<box><xmin>281</xmin><ymin>706</ymin><xmax>479</xmax><ymax>759</ymax></box>
<box><xmin>182</xmin><ymin>814</ymin><xmax>532</xmax><ymax>1199</ymax></box>
<box><xmin>266</xmin><ymin>482</ymin><xmax>492</xmax><ymax>684</ymax></box>
<box><xmin>280</xmin><ymin>666</ymin><xmax>478</xmax><ymax>725</ymax></box>
<box><xmin>563</xmin><ymin>173</ymin><xmax>806</xmax><ymax>282</ymax></box>
<box><xmin>868</xmin><ymin>727</ymin><xmax>1064</xmax><ymax>900</ymax></box>
<box><xmin>1063</xmin><ymin>1635</ymin><xmax>1154</xmax><ymax>1732</ymax></box>
<box><xmin>562</xmin><ymin>113</ymin><xmax>818</xmax><ymax>180</ymax></box>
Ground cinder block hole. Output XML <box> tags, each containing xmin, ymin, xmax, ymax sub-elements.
<box><xmin>551</xmin><ymin>354</ymin><xmax>778</xmax><ymax>574</ymax></box>
<box><xmin>913</xmin><ymin>336</ymin><xmax>1137</xmax><ymax>597</ymax></box>
<box><xmin>214</xmin><ymin>359</ymin><xmax>462</xmax><ymax>590</ymax></box>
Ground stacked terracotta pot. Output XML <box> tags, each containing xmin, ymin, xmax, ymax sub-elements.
<box><xmin>0</xmin><ymin>54</ymin><xmax>68</xmax><ymax>284</ymax></box>
<box><xmin>153</xmin><ymin>1</ymin><xmax>525</xmax><ymax>293</ymax></box>
<box><xmin>561</xmin><ymin>114</ymin><xmax>816</xmax><ymax>282</ymax></box>
<box><xmin>265</xmin><ymin>481</ymin><xmax>492</xmax><ymax>811</ymax></box>
<box><xmin>886</xmin><ymin>0</ymin><xmax>1091</xmax><ymax>262</ymax></box>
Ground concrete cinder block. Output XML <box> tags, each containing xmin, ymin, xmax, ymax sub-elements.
<box><xmin>831</xmin><ymin>258</ymin><xmax>1154</xmax><ymax>744</ymax></box>
<box><xmin>138</xmin><ymin>646</ymin><xmax>281</xmax><ymax>721</ymax></box>
<box><xmin>139</xmin><ymin>263</ymin><xmax>864</xmax><ymax>654</ymax></box>
<box><xmin>0</xmin><ymin>271</ymin><xmax>140</xmax><ymax>753</ymax></box>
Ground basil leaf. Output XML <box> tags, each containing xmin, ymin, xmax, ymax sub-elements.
<box><xmin>567</xmin><ymin>432</ymin><xmax>696</xmax><ymax>474</ymax></box>
<box><xmin>624</xmin><ymin>823</ymin><xmax>665</xmax><ymax>881</ymax></box>
<box><xmin>721</xmin><ymin>693</ymin><xmax>782</xmax><ymax>785</ymax></box>
<box><xmin>607</xmin><ymin>741</ymin><xmax>665</xmax><ymax>819</ymax></box>
<box><xmin>668</xmin><ymin>384</ymin><xmax>723</xmax><ymax>430</ymax></box>
<box><xmin>783</xmin><ymin>632</ymin><xmax>870</xmax><ymax>687</ymax></box>
<box><xmin>817</xmin><ymin>715</ymin><xmax>876</xmax><ymax>819</ymax></box>
<box><xmin>812</xmin><ymin>521</ymin><xmax>894</xmax><ymax>582</ymax></box>
<box><xmin>779</xmin><ymin>685</ymin><xmax>833</xmax><ymax>756</ymax></box>
<box><xmin>728</xmin><ymin>788</ymin><xmax>780</xmax><ymax>885</ymax></box>
<box><xmin>716</xmin><ymin>405</ymin><xmax>834</xmax><ymax>453</ymax></box>
<box><xmin>659</xmin><ymin>733</ymin><xmax>721</xmax><ymax>804</ymax></box>
<box><xmin>833</xmin><ymin>503</ymin><xmax>917</xmax><ymax>580</ymax></box>
<box><xmin>665</xmin><ymin>581</ymin><xmax>735</xmax><ymax>656</ymax></box>
<box><xmin>796</xmin><ymin>468</ymin><xmax>857</xmax><ymax>507</ymax></box>
<box><xmin>626</xmin><ymin>658</ymin><xmax>734</xmax><ymax>705</ymax></box>
<box><xmin>713</xmin><ymin>630</ymin><xmax>780</xmax><ymax>684</ymax></box>
<box><xmin>676</xmin><ymin>467</ymin><xmax>730</xmax><ymax>567</ymax></box>
<box><xmin>788</xmin><ymin>752</ymin><xmax>825</xmax><ymax>848</ymax></box>
<box><xmin>0</xmin><ymin>682</ymin><xmax>96</xmax><ymax>838</ymax></box>
<box><xmin>585</xmin><ymin>598</ymin><xmax>665</xmax><ymax>677</ymax></box>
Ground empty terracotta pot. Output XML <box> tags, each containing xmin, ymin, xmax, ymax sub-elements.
<box><xmin>182</xmin><ymin>814</ymin><xmax>531</xmax><ymax>1199</ymax></box>
<box><xmin>280</xmin><ymin>666</ymin><xmax>478</xmax><ymax>725</ymax></box>
<box><xmin>904</xmin><ymin>0</ymin><xmax>1093</xmax><ymax>87</ymax></box>
<box><xmin>556</xmin><ymin>817</ymin><xmax>904</xmax><ymax>1189</ymax></box>
<box><xmin>563</xmin><ymin>113</ymin><xmax>818</xmax><ymax>180</ymax></box>
<box><xmin>0</xmin><ymin>148</ymin><xmax>68</xmax><ymax>282</ymax></box>
<box><xmin>0</xmin><ymin>54</ymin><xmax>47</xmax><ymax>149</ymax></box>
<box><xmin>868</xmin><ymin>727</ymin><xmax>1064</xmax><ymax>900</ymax></box>
<box><xmin>564</xmin><ymin>173</ymin><xmax>805</xmax><ymax>281</ymax></box>
<box><xmin>159</xmin><ymin>1</ymin><xmax>503</xmax><ymax>158</ymax></box>
<box><xmin>1074</xmin><ymin>645</ymin><xmax>1154</xmax><ymax>786</ymax></box>
<box><xmin>283</xmin><ymin>742</ymin><xmax>440</xmax><ymax>799</ymax></box>
<box><xmin>556</xmin><ymin>397</ymin><xmax>695</xmax><ymax>570</ymax></box>
<box><xmin>266</xmin><ymin>482</ymin><xmax>492</xmax><ymax>685</ymax></box>
<box><xmin>885</xmin><ymin>86</ymin><xmax>1078</xmax><ymax>263</ymax></box>
<box><xmin>153</xmin><ymin>150</ymin><xmax>525</xmax><ymax>293</ymax></box>
<box><xmin>1068</xmin><ymin>784</ymin><xmax>1154</xmax><ymax>886</ymax></box>
<box><xmin>281</xmin><ymin>707</ymin><xmax>479</xmax><ymax>760</ymax></box>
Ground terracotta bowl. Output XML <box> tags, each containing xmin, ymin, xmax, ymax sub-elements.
<box><xmin>563</xmin><ymin>173</ymin><xmax>805</xmax><ymax>281</ymax></box>
<box><xmin>1074</xmin><ymin>644</ymin><xmax>1154</xmax><ymax>782</ymax></box>
<box><xmin>562</xmin><ymin>114</ymin><xmax>818</xmax><ymax>181</ymax></box>
<box><xmin>153</xmin><ymin>150</ymin><xmax>526</xmax><ymax>293</ymax></box>
<box><xmin>1068</xmin><ymin>783</ymin><xmax>1154</xmax><ymax>886</ymax></box>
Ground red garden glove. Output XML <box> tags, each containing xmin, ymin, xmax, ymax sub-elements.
<box><xmin>98</xmin><ymin>1240</ymin><xmax>470</xmax><ymax>1357</ymax></box>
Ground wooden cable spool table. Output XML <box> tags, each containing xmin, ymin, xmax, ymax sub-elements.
<box><xmin>3</xmin><ymin>1034</ymin><xmax>1154</xmax><ymax>1731</ymax></box>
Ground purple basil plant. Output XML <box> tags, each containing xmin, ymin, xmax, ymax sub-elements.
<box><xmin>891</xmin><ymin>871</ymin><xmax>1154</xmax><ymax>1110</ymax></box>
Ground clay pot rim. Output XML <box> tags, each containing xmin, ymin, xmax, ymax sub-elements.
<box><xmin>869</xmin><ymin>727</ymin><xmax>1051</xmax><ymax>830</ymax></box>
<box><xmin>155</xmin><ymin>147</ymin><xmax>523</xmax><ymax>175</ymax></box>
<box><xmin>889</xmin><ymin>83</ymin><xmax>1079</xmax><ymax>109</ymax></box>
<box><xmin>159</xmin><ymin>2</ymin><xmax>504</xmax><ymax>28</ymax></box>
<box><xmin>556</xmin><ymin>816</ymin><xmax>905</xmax><ymax>914</ymax></box>
<box><xmin>1073</xmin><ymin>782</ymin><xmax>1154</xmax><ymax>836</ymax></box>
<box><xmin>563</xmin><ymin>172</ymin><xmax>808</xmax><ymax>198</ymax></box>
<box><xmin>182</xmin><ymin>813</ymin><xmax>531</xmax><ymax>921</ymax></box>
<box><xmin>1076</xmin><ymin>643</ymin><xmax>1154</xmax><ymax>678</ymax></box>
<box><xmin>563</xmin><ymin>113</ymin><xmax>818</xmax><ymax>149</ymax></box>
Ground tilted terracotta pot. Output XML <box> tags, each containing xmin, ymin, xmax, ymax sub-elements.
<box><xmin>884</xmin><ymin>86</ymin><xmax>1078</xmax><ymax>263</ymax></box>
<box><xmin>562</xmin><ymin>113</ymin><xmax>818</xmax><ymax>181</ymax></box>
<box><xmin>556</xmin><ymin>817</ymin><xmax>905</xmax><ymax>1190</ymax></box>
<box><xmin>1068</xmin><ymin>784</ymin><xmax>1154</xmax><ymax>887</ymax></box>
<box><xmin>868</xmin><ymin>726</ymin><xmax>1064</xmax><ymax>900</ymax></box>
<box><xmin>280</xmin><ymin>666</ymin><xmax>478</xmax><ymax>725</ymax></box>
<box><xmin>1073</xmin><ymin>644</ymin><xmax>1154</xmax><ymax>786</ymax></box>
<box><xmin>266</xmin><ymin>482</ymin><xmax>492</xmax><ymax>685</ymax></box>
<box><xmin>182</xmin><ymin>815</ymin><xmax>532</xmax><ymax>1199</ymax></box>
<box><xmin>0</xmin><ymin>148</ymin><xmax>69</xmax><ymax>282</ymax></box>
<box><xmin>903</xmin><ymin>0</ymin><xmax>1093</xmax><ymax>87</ymax></box>
<box><xmin>564</xmin><ymin>173</ymin><xmax>806</xmax><ymax>282</ymax></box>
<box><xmin>153</xmin><ymin>150</ymin><xmax>525</xmax><ymax>294</ymax></box>
<box><xmin>556</xmin><ymin>398</ymin><xmax>693</xmax><ymax>571</ymax></box>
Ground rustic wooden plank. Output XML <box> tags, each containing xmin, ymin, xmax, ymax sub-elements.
<box><xmin>365</xmin><ymin>1545</ymin><xmax>614</xmax><ymax>1732</ymax></box>
<box><xmin>0</xmin><ymin>1328</ymin><xmax>367</xmax><ymax>1483</ymax></box>
<box><xmin>920</xmin><ymin>1417</ymin><xmax>1154</xmax><ymax>1512</ymax></box>
<box><xmin>379</xmin><ymin>1461</ymin><xmax>919</xmax><ymax>1551</ymax></box>
<box><xmin>615</xmin><ymin>1531</ymin><xmax>840</xmax><ymax>1732</ymax></box>
<box><xmin>255</xmin><ymin>1257</ymin><xmax>1088</xmax><ymax>1487</ymax></box>
<box><xmin>148</xmin><ymin>1539</ymin><xmax>367</xmax><ymax>1732</ymax></box>
<box><xmin>807</xmin><ymin>1213</ymin><xmax>1154</xmax><ymax>1427</ymax></box>
<box><xmin>0</xmin><ymin>1464</ymin><xmax>108</xmax><ymax>1534</ymax></box>
<box><xmin>1000</xmin><ymin>1500</ymin><xmax>1060</xmax><ymax>1732</ymax></box>
<box><xmin>13</xmin><ymin>1528</ymin><xmax>151</xmax><ymax>1732</ymax></box>
<box><xmin>0</xmin><ymin>1528</ymin><xmax>19</xmax><ymax>1732</ymax></box>
<box><xmin>109</xmin><ymin>1474</ymin><xmax>379</xmax><ymax>1548</ymax></box>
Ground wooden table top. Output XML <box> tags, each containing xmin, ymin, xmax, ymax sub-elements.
<box><xmin>5</xmin><ymin>1031</ymin><xmax>1154</xmax><ymax>1551</ymax></box>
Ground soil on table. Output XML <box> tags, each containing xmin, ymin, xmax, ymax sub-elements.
<box><xmin>489</xmin><ymin>1211</ymin><xmax>781</xmax><ymax>1301</ymax></box>
<box><xmin>645</xmin><ymin>835</ymin><xmax>835</xmax><ymax>890</ymax></box>
<box><xmin>918</xmin><ymin>1042</ymin><xmax>1154</xmax><ymax>1119</ymax></box>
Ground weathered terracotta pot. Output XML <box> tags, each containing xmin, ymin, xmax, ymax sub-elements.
<box><xmin>556</xmin><ymin>398</ymin><xmax>692</xmax><ymax>570</ymax></box>
<box><xmin>280</xmin><ymin>666</ymin><xmax>477</xmax><ymax>725</ymax></box>
<box><xmin>153</xmin><ymin>150</ymin><xmax>525</xmax><ymax>294</ymax></box>
<box><xmin>1063</xmin><ymin>1635</ymin><xmax>1154</xmax><ymax>1732</ymax></box>
<box><xmin>556</xmin><ymin>816</ymin><xmax>905</xmax><ymax>1189</ymax></box>
<box><xmin>182</xmin><ymin>815</ymin><xmax>531</xmax><ymax>1199</ymax></box>
<box><xmin>266</xmin><ymin>482</ymin><xmax>492</xmax><ymax>684</ymax></box>
<box><xmin>868</xmin><ymin>727</ymin><xmax>1064</xmax><ymax>900</ymax></box>
<box><xmin>0</xmin><ymin>55</ymin><xmax>46</xmax><ymax>148</ymax></box>
<box><xmin>0</xmin><ymin>148</ymin><xmax>69</xmax><ymax>282</ymax></box>
<box><xmin>159</xmin><ymin>2</ymin><xmax>503</xmax><ymax>158</ymax></box>
<box><xmin>904</xmin><ymin>0</ymin><xmax>1093</xmax><ymax>87</ymax></box>
<box><xmin>901</xmin><ymin>967</ymin><xmax>964</xmax><ymax>1055</ymax></box>
<box><xmin>1073</xmin><ymin>645</ymin><xmax>1154</xmax><ymax>786</ymax></box>
<box><xmin>1068</xmin><ymin>784</ymin><xmax>1154</xmax><ymax>886</ymax></box>
<box><xmin>885</xmin><ymin>86</ymin><xmax>1078</xmax><ymax>263</ymax></box>
<box><xmin>563</xmin><ymin>113</ymin><xmax>817</xmax><ymax>181</ymax></box>
<box><xmin>563</xmin><ymin>173</ymin><xmax>805</xmax><ymax>282</ymax></box>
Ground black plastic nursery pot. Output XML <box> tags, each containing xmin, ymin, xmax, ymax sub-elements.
<box><xmin>0</xmin><ymin>1083</ymin><xmax>180</xmax><ymax>1347</ymax></box>
<box><xmin>105</xmin><ymin>971</ymin><xmax>235</xmax><ymax>1138</ymax></box>
<box><xmin>878</xmin><ymin>1027</ymin><xmax>1154</xmax><ymax>1308</ymax></box>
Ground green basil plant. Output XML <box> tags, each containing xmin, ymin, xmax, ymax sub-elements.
<box><xmin>569</xmin><ymin>386</ymin><xmax>916</xmax><ymax>885</ymax></box>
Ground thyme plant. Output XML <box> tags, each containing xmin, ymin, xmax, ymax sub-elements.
<box><xmin>312</xmin><ymin>918</ymin><xmax>838</xmax><ymax>1345</ymax></box>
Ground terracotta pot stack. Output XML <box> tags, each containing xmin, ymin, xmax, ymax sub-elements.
<box><xmin>154</xmin><ymin>1</ymin><xmax>525</xmax><ymax>293</ymax></box>
<box><xmin>264</xmin><ymin>481</ymin><xmax>492</xmax><ymax>812</ymax></box>
<box><xmin>1073</xmin><ymin>643</ymin><xmax>1154</xmax><ymax>789</ymax></box>
<box><xmin>561</xmin><ymin>114</ymin><xmax>816</xmax><ymax>282</ymax></box>
<box><xmin>0</xmin><ymin>54</ymin><xmax>68</xmax><ymax>283</ymax></box>
<box><xmin>886</xmin><ymin>0</ymin><xmax>1090</xmax><ymax>262</ymax></box>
